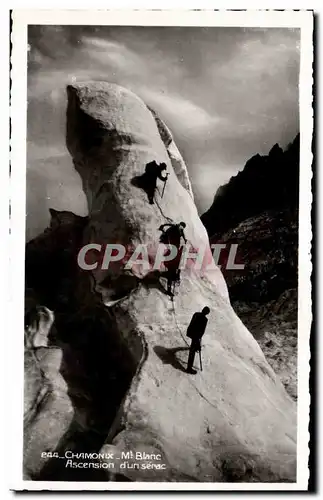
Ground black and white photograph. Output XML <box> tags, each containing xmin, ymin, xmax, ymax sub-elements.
<box><xmin>9</xmin><ymin>9</ymin><xmax>312</xmax><ymax>490</ymax></box>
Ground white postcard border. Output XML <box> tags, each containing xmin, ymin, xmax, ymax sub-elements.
<box><xmin>10</xmin><ymin>9</ymin><xmax>313</xmax><ymax>491</ymax></box>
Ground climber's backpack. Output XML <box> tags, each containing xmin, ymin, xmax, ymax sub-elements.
<box><xmin>159</xmin><ymin>231</ymin><xmax>169</xmax><ymax>244</ymax></box>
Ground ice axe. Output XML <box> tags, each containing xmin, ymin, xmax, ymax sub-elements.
<box><xmin>161</xmin><ymin>173</ymin><xmax>169</xmax><ymax>198</ymax></box>
<box><xmin>198</xmin><ymin>348</ymin><xmax>203</xmax><ymax>371</ymax></box>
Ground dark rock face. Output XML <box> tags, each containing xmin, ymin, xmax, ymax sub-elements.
<box><xmin>24</xmin><ymin>213</ymin><xmax>138</xmax><ymax>480</ymax></box>
<box><xmin>234</xmin><ymin>288</ymin><xmax>298</xmax><ymax>400</ymax></box>
<box><xmin>220</xmin><ymin>208</ymin><xmax>298</xmax><ymax>304</ymax></box>
<box><xmin>25</xmin><ymin>209</ymin><xmax>89</xmax><ymax>312</ymax></box>
<box><xmin>218</xmin><ymin>209</ymin><xmax>298</xmax><ymax>399</ymax></box>
<box><xmin>201</xmin><ymin>135</ymin><xmax>299</xmax><ymax>240</ymax></box>
<box><xmin>201</xmin><ymin>136</ymin><xmax>299</xmax><ymax>399</ymax></box>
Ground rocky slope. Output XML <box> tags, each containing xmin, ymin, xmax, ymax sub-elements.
<box><xmin>201</xmin><ymin>137</ymin><xmax>299</xmax><ymax>400</ymax></box>
<box><xmin>24</xmin><ymin>82</ymin><xmax>296</xmax><ymax>483</ymax></box>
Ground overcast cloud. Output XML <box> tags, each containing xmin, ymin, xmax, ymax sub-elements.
<box><xmin>26</xmin><ymin>25</ymin><xmax>300</xmax><ymax>241</ymax></box>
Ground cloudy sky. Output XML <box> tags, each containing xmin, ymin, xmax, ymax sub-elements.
<box><xmin>27</xmin><ymin>25</ymin><xmax>300</xmax><ymax>241</ymax></box>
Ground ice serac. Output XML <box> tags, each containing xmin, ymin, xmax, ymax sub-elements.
<box><xmin>66</xmin><ymin>82</ymin><xmax>297</xmax><ymax>482</ymax></box>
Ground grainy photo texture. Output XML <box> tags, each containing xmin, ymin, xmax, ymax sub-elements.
<box><xmin>10</xmin><ymin>10</ymin><xmax>313</xmax><ymax>491</ymax></box>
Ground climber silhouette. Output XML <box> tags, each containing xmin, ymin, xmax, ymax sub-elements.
<box><xmin>143</xmin><ymin>161</ymin><xmax>168</xmax><ymax>204</ymax></box>
<box><xmin>158</xmin><ymin>222</ymin><xmax>187</xmax><ymax>297</ymax></box>
<box><xmin>159</xmin><ymin>221</ymin><xmax>187</xmax><ymax>247</ymax></box>
<box><xmin>186</xmin><ymin>306</ymin><xmax>210</xmax><ymax>374</ymax></box>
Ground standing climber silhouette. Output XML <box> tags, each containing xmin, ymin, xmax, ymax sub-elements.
<box><xmin>186</xmin><ymin>306</ymin><xmax>210</xmax><ymax>374</ymax></box>
<box><xmin>158</xmin><ymin>221</ymin><xmax>187</xmax><ymax>297</ymax></box>
<box><xmin>143</xmin><ymin>161</ymin><xmax>168</xmax><ymax>204</ymax></box>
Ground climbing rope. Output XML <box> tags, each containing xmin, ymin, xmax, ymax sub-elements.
<box><xmin>154</xmin><ymin>196</ymin><xmax>173</xmax><ymax>222</ymax></box>
<box><xmin>170</xmin><ymin>299</ymin><xmax>189</xmax><ymax>347</ymax></box>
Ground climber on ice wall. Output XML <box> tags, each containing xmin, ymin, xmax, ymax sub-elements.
<box><xmin>143</xmin><ymin>161</ymin><xmax>168</xmax><ymax>204</ymax></box>
<box><xmin>158</xmin><ymin>222</ymin><xmax>187</xmax><ymax>297</ymax></box>
<box><xmin>186</xmin><ymin>306</ymin><xmax>210</xmax><ymax>374</ymax></box>
<box><xmin>159</xmin><ymin>221</ymin><xmax>187</xmax><ymax>247</ymax></box>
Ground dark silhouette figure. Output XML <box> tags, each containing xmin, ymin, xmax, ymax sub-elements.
<box><xmin>186</xmin><ymin>307</ymin><xmax>210</xmax><ymax>374</ymax></box>
<box><xmin>131</xmin><ymin>161</ymin><xmax>168</xmax><ymax>204</ymax></box>
<box><xmin>158</xmin><ymin>222</ymin><xmax>187</xmax><ymax>297</ymax></box>
<box><xmin>143</xmin><ymin>161</ymin><xmax>168</xmax><ymax>204</ymax></box>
